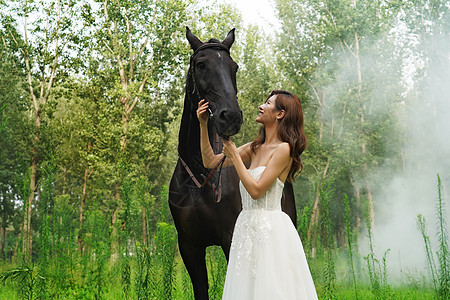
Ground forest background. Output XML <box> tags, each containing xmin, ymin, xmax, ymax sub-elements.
<box><xmin>0</xmin><ymin>0</ymin><xmax>449</xmax><ymax>299</ymax></box>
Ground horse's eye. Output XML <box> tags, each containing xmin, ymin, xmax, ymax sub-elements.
<box><xmin>196</xmin><ymin>62</ymin><xmax>206</xmax><ymax>70</ymax></box>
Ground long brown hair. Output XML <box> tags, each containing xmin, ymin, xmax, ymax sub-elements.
<box><xmin>250</xmin><ymin>90</ymin><xmax>307</xmax><ymax>182</ymax></box>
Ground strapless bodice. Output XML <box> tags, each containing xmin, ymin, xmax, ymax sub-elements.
<box><xmin>239</xmin><ymin>166</ymin><xmax>284</xmax><ymax>211</ymax></box>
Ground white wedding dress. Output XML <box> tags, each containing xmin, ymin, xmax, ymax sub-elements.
<box><xmin>222</xmin><ymin>166</ymin><xmax>318</xmax><ymax>300</ymax></box>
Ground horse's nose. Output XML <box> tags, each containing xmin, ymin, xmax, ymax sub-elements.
<box><xmin>219</xmin><ymin>108</ymin><xmax>240</xmax><ymax>124</ymax></box>
<box><xmin>216</xmin><ymin>108</ymin><xmax>242</xmax><ymax>137</ymax></box>
<box><xmin>219</xmin><ymin>109</ymin><xmax>228</xmax><ymax>121</ymax></box>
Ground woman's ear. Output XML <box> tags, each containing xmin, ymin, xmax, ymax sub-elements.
<box><xmin>277</xmin><ymin>110</ymin><xmax>285</xmax><ymax>121</ymax></box>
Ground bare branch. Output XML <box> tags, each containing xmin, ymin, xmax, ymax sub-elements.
<box><xmin>128</xmin><ymin>69</ymin><xmax>148</xmax><ymax>114</ymax></box>
<box><xmin>102</xmin><ymin>1</ymin><xmax>115</xmax><ymax>54</ymax></box>
<box><xmin>124</xmin><ymin>9</ymin><xmax>134</xmax><ymax>80</ymax></box>
<box><xmin>134</xmin><ymin>5</ymin><xmax>157</xmax><ymax>63</ymax></box>
<box><xmin>117</xmin><ymin>52</ymin><xmax>127</xmax><ymax>88</ymax></box>
<box><xmin>22</xmin><ymin>0</ymin><xmax>39</xmax><ymax>114</ymax></box>
<box><xmin>0</xmin><ymin>36</ymin><xmax>6</xmax><ymax>57</ymax></box>
<box><xmin>39</xmin><ymin>6</ymin><xmax>52</xmax><ymax>101</ymax></box>
<box><xmin>43</xmin><ymin>45</ymin><xmax>60</xmax><ymax>102</ymax></box>
<box><xmin>112</xmin><ymin>16</ymin><xmax>127</xmax><ymax>88</ymax></box>
<box><xmin>307</xmin><ymin>81</ymin><xmax>323</xmax><ymax>107</ymax></box>
<box><xmin>6</xmin><ymin>29</ymin><xmax>25</xmax><ymax>56</ymax></box>
<box><xmin>43</xmin><ymin>0</ymin><xmax>62</xmax><ymax>103</ymax></box>
<box><xmin>324</xmin><ymin>6</ymin><xmax>356</xmax><ymax>58</ymax></box>
<box><xmin>135</xmin><ymin>35</ymin><xmax>149</xmax><ymax>63</ymax></box>
<box><xmin>103</xmin><ymin>0</ymin><xmax>113</xmax><ymax>38</ymax></box>
<box><xmin>102</xmin><ymin>40</ymin><xmax>114</xmax><ymax>54</ymax></box>
<box><xmin>24</xmin><ymin>56</ymin><xmax>39</xmax><ymax>114</ymax></box>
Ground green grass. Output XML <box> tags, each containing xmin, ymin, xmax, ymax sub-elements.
<box><xmin>330</xmin><ymin>285</ymin><xmax>435</xmax><ymax>299</ymax></box>
<box><xmin>0</xmin><ymin>262</ymin><xmax>17</xmax><ymax>299</ymax></box>
<box><xmin>1</xmin><ymin>257</ymin><xmax>437</xmax><ymax>300</ymax></box>
<box><xmin>1</xmin><ymin>173</ymin><xmax>446</xmax><ymax>300</ymax></box>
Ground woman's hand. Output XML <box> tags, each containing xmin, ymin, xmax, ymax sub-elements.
<box><xmin>197</xmin><ymin>99</ymin><xmax>209</xmax><ymax>127</ymax></box>
<box><xmin>222</xmin><ymin>139</ymin><xmax>238</xmax><ymax>162</ymax></box>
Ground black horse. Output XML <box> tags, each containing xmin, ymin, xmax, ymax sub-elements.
<box><xmin>169</xmin><ymin>27</ymin><xmax>298</xmax><ymax>300</ymax></box>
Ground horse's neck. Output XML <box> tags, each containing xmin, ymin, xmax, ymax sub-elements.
<box><xmin>178</xmin><ymin>94</ymin><xmax>218</xmax><ymax>171</ymax></box>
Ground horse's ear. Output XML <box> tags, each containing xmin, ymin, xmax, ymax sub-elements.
<box><xmin>186</xmin><ymin>26</ymin><xmax>203</xmax><ymax>51</ymax></box>
<box><xmin>222</xmin><ymin>28</ymin><xmax>235</xmax><ymax>49</ymax></box>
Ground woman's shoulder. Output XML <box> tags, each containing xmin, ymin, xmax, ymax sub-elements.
<box><xmin>269</xmin><ymin>142</ymin><xmax>291</xmax><ymax>163</ymax></box>
<box><xmin>238</xmin><ymin>142</ymin><xmax>252</xmax><ymax>153</ymax></box>
<box><xmin>237</xmin><ymin>142</ymin><xmax>253</xmax><ymax>164</ymax></box>
<box><xmin>276</xmin><ymin>142</ymin><xmax>290</xmax><ymax>153</ymax></box>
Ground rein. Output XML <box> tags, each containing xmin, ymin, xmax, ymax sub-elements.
<box><xmin>178</xmin><ymin>134</ymin><xmax>226</xmax><ymax>203</ymax></box>
<box><xmin>179</xmin><ymin>43</ymin><xmax>231</xmax><ymax>203</ymax></box>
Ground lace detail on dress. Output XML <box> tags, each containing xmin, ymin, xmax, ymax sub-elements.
<box><xmin>231</xmin><ymin>166</ymin><xmax>284</xmax><ymax>276</ymax></box>
<box><xmin>232</xmin><ymin>210</ymin><xmax>273</xmax><ymax>276</ymax></box>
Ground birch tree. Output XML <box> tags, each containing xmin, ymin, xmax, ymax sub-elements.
<box><xmin>4</xmin><ymin>0</ymin><xmax>78</xmax><ymax>259</ymax></box>
<box><xmin>80</xmin><ymin>0</ymin><xmax>190</xmax><ymax>258</ymax></box>
<box><xmin>276</xmin><ymin>0</ymin><xmax>403</xmax><ymax>254</ymax></box>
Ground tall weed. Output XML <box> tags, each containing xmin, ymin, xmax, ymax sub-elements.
<box><xmin>435</xmin><ymin>175</ymin><xmax>450</xmax><ymax>298</ymax></box>
<box><xmin>120</xmin><ymin>178</ymin><xmax>134</xmax><ymax>298</ymax></box>
<box><xmin>0</xmin><ymin>265</ymin><xmax>44</xmax><ymax>299</ymax></box>
<box><xmin>419</xmin><ymin>174</ymin><xmax>450</xmax><ymax>299</ymax></box>
<box><xmin>83</xmin><ymin>207</ymin><xmax>111</xmax><ymax>299</ymax></box>
<box><xmin>207</xmin><ymin>246</ymin><xmax>227</xmax><ymax>299</ymax></box>
<box><xmin>298</xmin><ymin>205</ymin><xmax>312</xmax><ymax>252</ymax></box>
<box><xmin>52</xmin><ymin>194</ymin><xmax>78</xmax><ymax>295</ymax></box>
<box><xmin>417</xmin><ymin>214</ymin><xmax>438</xmax><ymax>295</ymax></box>
<box><xmin>345</xmin><ymin>194</ymin><xmax>359</xmax><ymax>299</ymax></box>
<box><xmin>319</xmin><ymin>181</ymin><xmax>337</xmax><ymax>299</ymax></box>
<box><xmin>134</xmin><ymin>241</ymin><xmax>152</xmax><ymax>299</ymax></box>
<box><xmin>36</xmin><ymin>156</ymin><xmax>56</xmax><ymax>298</ymax></box>
<box><xmin>363</xmin><ymin>200</ymin><xmax>391</xmax><ymax>299</ymax></box>
<box><xmin>155</xmin><ymin>222</ymin><xmax>177</xmax><ymax>299</ymax></box>
<box><xmin>135</xmin><ymin>222</ymin><xmax>177</xmax><ymax>299</ymax></box>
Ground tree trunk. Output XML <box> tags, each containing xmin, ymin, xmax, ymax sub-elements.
<box><xmin>110</xmin><ymin>185</ymin><xmax>120</xmax><ymax>262</ymax></box>
<box><xmin>0</xmin><ymin>227</ymin><xmax>5</xmax><ymax>259</ymax></box>
<box><xmin>142</xmin><ymin>209</ymin><xmax>147</xmax><ymax>246</ymax></box>
<box><xmin>110</xmin><ymin>209</ymin><xmax>119</xmax><ymax>261</ymax></box>
<box><xmin>78</xmin><ymin>142</ymin><xmax>92</xmax><ymax>253</ymax></box>
<box><xmin>20</xmin><ymin>0</ymin><xmax>60</xmax><ymax>259</ymax></box>
<box><xmin>23</xmin><ymin>133</ymin><xmax>38</xmax><ymax>260</ymax></box>
<box><xmin>121</xmin><ymin>108</ymin><xmax>130</xmax><ymax>152</ymax></box>
<box><xmin>354</xmin><ymin>184</ymin><xmax>361</xmax><ymax>234</ymax></box>
<box><xmin>103</xmin><ymin>3</ymin><xmax>150</xmax><ymax>261</ymax></box>
<box><xmin>308</xmin><ymin>193</ymin><xmax>320</xmax><ymax>258</ymax></box>
<box><xmin>354</xmin><ymin>29</ymin><xmax>375</xmax><ymax>230</ymax></box>
<box><xmin>1</xmin><ymin>208</ymin><xmax>6</xmax><ymax>258</ymax></box>
<box><xmin>78</xmin><ymin>165</ymin><xmax>88</xmax><ymax>253</ymax></box>
<box><xmin>308</xmin><ymin>156</ymin><xmax>331</xmax><ymax>257</ymax></box>
<box><xmin>306</xmin><ymin>86</ymin><xmax>330</xmax><ymax>257</ymax></box>
<box><xmin>365</xmin><ymin>177</ymin><xmax>375</xmax><ymax>230</ymax></box>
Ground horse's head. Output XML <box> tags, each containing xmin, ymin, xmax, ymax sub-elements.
<box><xmin>186</xmin><ymin>27</ymin><xmax>242</xmax><ymax>139</ymax></box>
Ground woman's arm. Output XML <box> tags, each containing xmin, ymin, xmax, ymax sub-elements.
<box><xmin>223</xmin><ymin>140</ymin><xmax>291</xmax><ymax>199</ymax></box>
<box><xmin>222</xmin><ymin>142</ymin><xmax>252</xmax><ymax>167</ymax></box>
<box><xmin>197</xmin><ymin>100</ymin><xmax>251</xmax><ymax>168</ymax></box>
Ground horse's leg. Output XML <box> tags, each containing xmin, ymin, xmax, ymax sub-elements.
<box><xmin>282</xmin><ymin>182</ymin><xmax>297</xmax><ymax>227</ymax></box>
<box><xmin>221</xmin><ymin>240</ymin><xmax>231</xmax><ymax>262</ymax></box>
<box><xmin>179</xmin><ymin>238</ymin><xmax>209</xmax><ymax>300</ymax></box>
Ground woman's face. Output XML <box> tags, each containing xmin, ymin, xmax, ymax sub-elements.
<box><xmin>256</xmin><ymin>95</ymin><xmax>278</xmax><ymax>124</ymax></box>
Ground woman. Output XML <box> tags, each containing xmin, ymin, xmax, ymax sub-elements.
<box><xmin>197</xmin><ymin>90</ymin><xmax>318</xmax><ymax>299</ymax></box>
